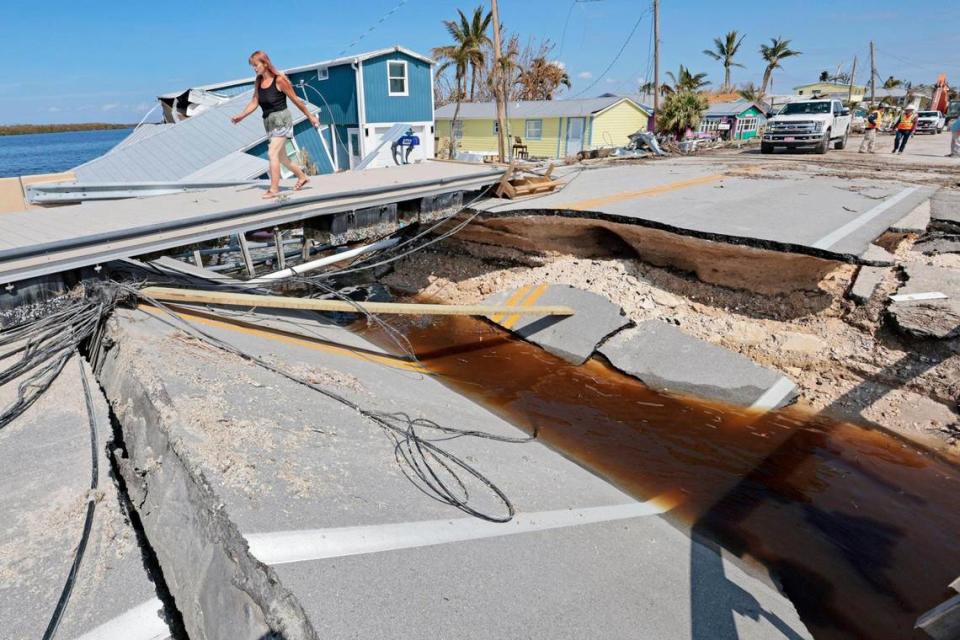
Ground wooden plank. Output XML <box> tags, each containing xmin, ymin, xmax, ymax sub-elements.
<box><xmin>140</xmin><ymin>286</ymin><xmax>576</xmax><ymax>317</ymax></box>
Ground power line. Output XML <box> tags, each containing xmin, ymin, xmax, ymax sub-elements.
<box><xmin>569</xmin><ymin>7</ymin><xmax>650</xmax><ymax>98</ymax></box>
<box><xmin>337</xmin><ymin>0</ymin><xmax>410</xmax><ymax>57</ymax></box>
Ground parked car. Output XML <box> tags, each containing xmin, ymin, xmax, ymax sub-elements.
<box><xmin>850</xmin><ymin>109</ymin><xmax>867</xmax><ymax>133</ymax></box>
<box><xmin>761</xmin><ymin>99</ymin><xmax>852</xmax><ymax>154</ymax></box>
<box><xmin>916</xmin><ymin>110</ymin><xmax>946</xmax><ymax>134</ymax></box>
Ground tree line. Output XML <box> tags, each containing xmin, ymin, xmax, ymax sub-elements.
<box><xmin>0</xmin><ymin>123</ymin><xmax>134</xmax><ymax>136</ymax></box>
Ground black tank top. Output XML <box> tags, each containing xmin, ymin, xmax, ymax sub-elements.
<box><xmin>257</xmin><ymin>76</ymin><xmax>287</xmax><ymax>117</ymax></box>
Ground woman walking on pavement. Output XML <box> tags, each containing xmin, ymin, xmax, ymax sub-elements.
<box><xmin>892</xmin><ymin>105</ymin><xmax>918</xmax><ymax>155</ymax></box>
<box><xmin>232</xmin><ymin>51</ymin><xmax>318</xmax><ymax>198</ymax></box>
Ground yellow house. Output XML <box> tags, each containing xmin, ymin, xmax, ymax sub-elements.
<box><xmin>435</xmin><ymin>96</ymin><xmax>650</xmax><ymax>159</ymax></box>
<box><xmin>793</xmin><ymin>82</ymin><xmax>867</xmax><ymax>103</ymax></box>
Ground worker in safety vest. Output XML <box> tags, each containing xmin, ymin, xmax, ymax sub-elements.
<box><xmin>859</xmin><ymin>105</ymin><xmax>881</xmax><ymax>153</ymax></box>
<box><xmin>892</xmin><ymin>105</ymin><xmax>918</xmax><ymax>154</ymax></box>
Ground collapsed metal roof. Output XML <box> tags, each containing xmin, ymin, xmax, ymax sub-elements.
<box><xmin>72</xmin><ymin>91</ymin><xmax>318</xmax><ymax>183</ymax></box>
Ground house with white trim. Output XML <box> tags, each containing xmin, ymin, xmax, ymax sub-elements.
<box><xmin>75</xmin><ymin>46</ymin><xmax>436</xmax><ymax>185</ymax></box>
<box><xmin>435</xmin><ymin>96</ymin><xmax>650</xmax><ymax>159</ymax></box>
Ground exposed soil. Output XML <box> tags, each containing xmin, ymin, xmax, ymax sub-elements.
<box><xmin>383</xmin><ymin>231</ymin><xmax>960</xmax><ymax>453</ymax></box>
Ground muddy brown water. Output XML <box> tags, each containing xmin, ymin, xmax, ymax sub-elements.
<box><xmin>363</xmin><ymin>313</ymin><xmax>960</xmax><ymax>640</ymax></box>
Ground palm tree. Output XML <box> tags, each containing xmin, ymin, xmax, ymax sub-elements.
<box><xmin>639</xmin><ymin>80</ymin><xmax>671</xmax><ymax>96</ymax></box>
<box><xmin>819</xmin><ymin>70</ymin><xmax>830</xmax><ymax>82</ymax></box>
<box><xmin>759</xmin><ymin>37</ymin><xmax>801</xmax><ymax>96</ymax></box>
<box><xmin>463</xmin><ymin>7</ymin><xmax>493</xmax><ymax>100</ymax></box>
<box><xmin>665</xmin><ymin>65</ymin><xmax>711</xmax><ymax>93</ymax></box>
<box><xmin>433</xmin><ymin>31</ymin><xmax>474</xmax><ymax>157</ymax></box>
<box><xmin>739</xmin><ymin>82</ymin><xmax>762</xmax><ymax>102</ymax></box>
<box><xmin>703</xmin><ymin>31</ymin><xmax>746</xmax><ymax>91</ymax></box>
<box><xmin>883</xmin><ymin>76</ymin><xmax>903</xmax><ymax>89</ymax></box>
<box><xmin>517</xmin><ymin>57</ymin><xmax>572</xmax><ymax>100</ymax></box>
<box><xmin>656</xmin><ymin>91</ymin><xmax>709</xmax><ymax>137</ymax></box>
<box><xmin>433</xmin><ymin>8</ymin><xmax>492</xmax><ymax>102</ymax></box>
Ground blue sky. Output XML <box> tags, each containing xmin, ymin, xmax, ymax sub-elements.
<box><xmin>1</xmin><ymin>0</ymin><xmax>957</xmax><ymax>124</ymax></box>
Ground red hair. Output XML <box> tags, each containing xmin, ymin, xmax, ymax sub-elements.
<box><xmin>249</xmin><ymin>50</ymin><xmax>283</xmax><ymax>80</ymax></box>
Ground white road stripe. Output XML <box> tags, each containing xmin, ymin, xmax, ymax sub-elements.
<box><xmin>247</xmin><ymin>500</ymin><xmax>668</xmax><ymax>566</ymax></box>
<box><xmin>749</xmin><ymin>377</ymin><xmax>797</xmax><ymax>411</ymax></box>
<box><xmin>70</xmin><ymin>500</ymin><xmax>668</xmax><ymax>640</ymax></box>
<box><xmin>812</xmin><ymin>187</ymin><xmax>918</xmax><ymax>250</ymax></box>
<box><xmin>72</xmin><ymin>598</ymin><xmax>168</xmax><ymax>640</ymax></box>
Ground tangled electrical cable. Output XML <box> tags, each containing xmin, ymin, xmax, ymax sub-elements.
<box><xmin>126</xmin><ymin>283</ymin><xmax>531</xmax><ymax>523</ymax></box>
<box><xmin>0</xmin><ymin>294</ymin><xmax>106</xmax><ymax>430</ymax></box>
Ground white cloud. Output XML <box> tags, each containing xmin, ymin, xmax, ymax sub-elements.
<box><xmin>577</xmin><ymin>71</ymin><xmax>593</xmax><ymax>80</ymax></box>
<box><xmin>605</xmin><ymin>78</ymin><xmax>618</xmax><ymax>84</ymax></box>
<box><xmin>101</xmin><ymin>103</ymin><xmax>121</xmax><ymax>111</ymax></box>
<box><xmin>552</xmin><ymin>60</ymin><xmax>566</xmax><ymax>69</ymax></box>
<box><xmin>47</xmin><ymin>106</ymin><xmax>61</xmax><ymax>113</ymax></box>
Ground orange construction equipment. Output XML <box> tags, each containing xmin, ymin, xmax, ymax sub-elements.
<box><xmin>931</xmin><ymin>74</ymin><xmax>950</xmax><ymax>115</ymax></box>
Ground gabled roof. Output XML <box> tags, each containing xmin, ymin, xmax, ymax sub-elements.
<box><xmin>188</xmin><ymin>46</ymin><xmax>434</xmax><ymax>95</ymax></box>
<box><xmin>704</xmin><ymin>100</ymin><xmax>765</xmax><ymax>117</ymax></box>
<box><xmin>74</xmin><ymin>91</ymin><xmax>317</xmax><ymax>183</ymax></box>
<box><xmin>435</xmin><ymin>96</ymin><xmax>650</xmax><ymax>120</ymax></box>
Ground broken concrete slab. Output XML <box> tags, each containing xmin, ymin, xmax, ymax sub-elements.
<box><xmin>890</xmin><ymin>199</ymin><xmax>931</xmax><ymax>234</ymax></box>
<box><xmin>860</xmin><ymin>243</ymin><xmax>896</xmax><ymax>266</ymax></box>
<box><xmin>95</xmin><ymin>307</ymin><xmax>811</xmax><ymax>640</ymax></box>
<box><xmin>477</xmin><ymin>163</ymin><xmax>935</xmax><ymax>264</ymax></box>
<box><xmin>930</xmin><ymin>189</ymin><xmax>960</xmax><ymax>233</ymax></box>
<box><xmin>0</xmin><ymin>355</ymin><xmax>173</xmax><ymax>640</ymax></box>
<box><xmin>484</xmin><ymin>284</ymin><xmax>630</xmax><ymax>364</ymax></box>
<box><xmin>849</xmin><ymin>266</ymin><xmax>889</xmax><ymax>304</ymax></box>
<box><xmin>598</xmin><ymin>320</ymin><xmax>797</xmax><ymax>409</ymax></box>
<box><xmin>914</xmin><ymin>234</ymin><xmax>960</xmax><ymax>256</ymax></box>
<box><xmin>888</xmin><ymin>263</ymin><xmax>960</xmax><ymax>339</ymax></box>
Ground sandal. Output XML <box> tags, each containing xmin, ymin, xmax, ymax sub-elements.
<box><xmin>295</xmin><ymin>177</ymin><xmax>310</xmax><ymax>191</ymax></box>
<box><xmin>262</xmin><ymin>190</ymin><xmax>280</xmax><ymax>199</ymax></box>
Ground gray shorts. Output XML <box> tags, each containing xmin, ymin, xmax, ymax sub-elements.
<box><xmin>263</xmin><ymin>109</ymin><xmax>294</xmax><ymax>139</ymax></box>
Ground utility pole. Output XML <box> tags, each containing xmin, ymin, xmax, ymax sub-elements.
<box><xmin>652</xmin><ymin>0</ymin><xmax>660</xmax><ymax>127</ymax></box>
<box><xmin>491</xmin><ymin>0</ymin><xmax>508</xmax><ymax>163</ymax></box>
<box><xmin>869</xmin><ymin>41</ymin><xmax>876</xmax><ymax>106</ymax></box>
<box><xmin>848</xmin><ymin>55</ymin><xmax>858</xmax><ymax>104</ymax></box>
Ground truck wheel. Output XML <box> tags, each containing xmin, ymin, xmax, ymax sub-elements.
<box><xmin>834</xmin><ymin>130</ymin><xmax>848</xmax><ymax>150</ymax></box>
<box><xmin>761</xmin><ymin>142</ymin><xmax>773</xmax><ymax>154</ymax></box>
<box><xmin>817</xmin><ymin>132</ymin><xmax>830</xmax><ymax>154</ymax></box>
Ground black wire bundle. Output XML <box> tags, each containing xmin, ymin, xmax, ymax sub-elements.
<box><xmin>0</xmin><ymin>296</ymin><xmax>105</xmax><ymax>430</ymax></box>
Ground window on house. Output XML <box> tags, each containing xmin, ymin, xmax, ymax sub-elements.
<box><xmin>525</xmin><ymin>119</ymin><xmax>542</xmax><ymax>140</ymax></box>
<box><xmin>387</xmin><ymin>61</ymin><xmax>408</xmax><ymax>96</ymax></box>
<box><xmin>452</xmin><ymin>121</ymin><xmax>463</xmax><ymax>139</ymax></box>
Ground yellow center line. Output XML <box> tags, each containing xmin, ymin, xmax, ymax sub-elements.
<box><xmin>503</xmin><ymin>284</ymin><xmax>549</xmax><ymax>329</ymax></box>
<box><xmin>559</xmin><ymin>172</ymin><xmax>728</xmax><ymax>211</ymax></box>
<box><xmin>137</xmin><ymin>304</ymin><xmax>426</xmax><ymax>373</ymax></box>
<box><xmin>490</xmin><ymin>284</ymin><xmax>532</xmax><ymax>323</ymax></box>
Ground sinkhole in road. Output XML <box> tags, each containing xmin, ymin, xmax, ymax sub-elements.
<box><xmin>364</xmin><ymin>311</ymin><xmax>960</xmax><ymax>640</ymax></box>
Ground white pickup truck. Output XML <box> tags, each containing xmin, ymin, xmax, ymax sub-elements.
<box><xmin>761</xmin><ymin>99</ymin><xmax>852</xmax><ymax>154</ymax></box>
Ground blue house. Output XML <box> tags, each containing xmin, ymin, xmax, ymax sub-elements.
<box><xmin>167</xmin><ymin>46</ymin><xmax>436</xmax><ymax>172</ymax></box>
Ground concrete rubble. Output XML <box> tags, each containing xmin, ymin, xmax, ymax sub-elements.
<box><xmin>599</xmin><ymin>320</ymin><xmax>797</xmax><ymax>409</ymax></box>
<box><xmin>888</xmin><ymin>263</ymin><xmax>960</xmax><ymax>339</ymax></box>
<box><xmin>483</xmin><ymin>284</ymin><xmax>630</xmax><ymax>364</ymax></box>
